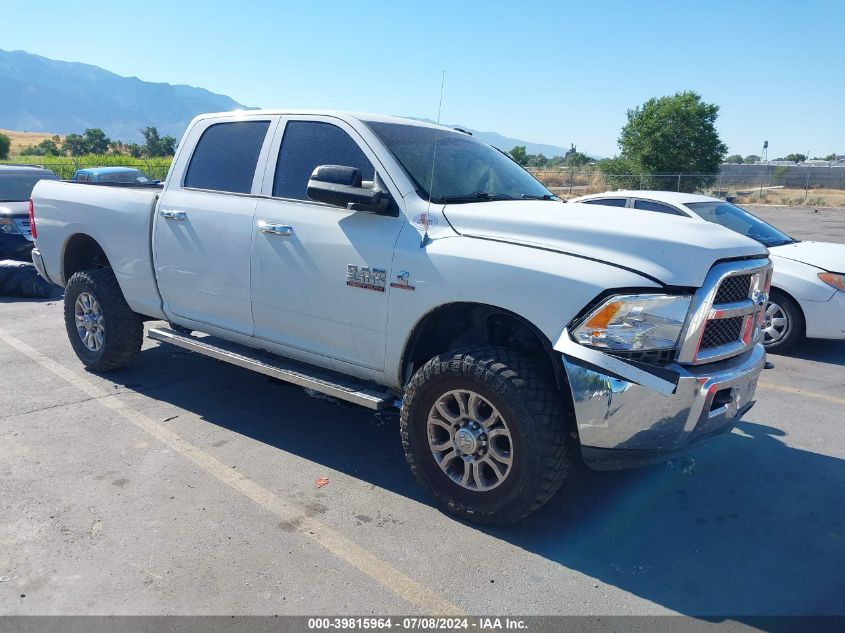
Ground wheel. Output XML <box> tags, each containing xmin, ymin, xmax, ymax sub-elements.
<box><xmin>64</xmin><ymin>268</ymin><xmax>143</xmax><ymax>371</ymax></box>
<box><xmin>761</xmin><ymin>289</ymin><xmax>804</xmax><ymax>353</ymax></box>
<box><xmin>400</xmin><ymin>346</ymin><xmax>571</xmax><ymax>524</ymax></box>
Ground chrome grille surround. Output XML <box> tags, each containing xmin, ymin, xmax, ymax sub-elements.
<box><xmin>676</xmin><ymin>258</ymin><xmax>772</xmax><ymax>365</ymax></box>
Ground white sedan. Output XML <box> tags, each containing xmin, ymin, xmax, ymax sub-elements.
<box><xmin>570</xmin><ymin>190</ymin><xmax>845</xmax><ymax>352</ymax></box>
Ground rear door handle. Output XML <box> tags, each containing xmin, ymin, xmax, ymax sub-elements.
<box><xmin>257</xmin><ymin>221</ymin><xmax>294</xmax><ymax>236</ymax></box>
<box><xmin>160</xmin><ymin>209</ymin><xmax>187</xmax><ymax>221</ymax></box>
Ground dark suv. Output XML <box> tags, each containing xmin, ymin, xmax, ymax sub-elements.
<box><xmin>0</xmin><ymin>165</ymin><xmax>60</xmax><ymax>260</ymax></box>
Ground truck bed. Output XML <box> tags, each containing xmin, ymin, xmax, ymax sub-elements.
<box><xmin>31</xmin><ymin>179</ymin><xmax>166</xmax><ymax>319</ymax></box>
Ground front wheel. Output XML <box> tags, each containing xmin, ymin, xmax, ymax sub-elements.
<box><xmin>400</xmin><ymin>346</ymin><xmax>571</xmax><ymax>524</ymax></box>
<box><xmin>762</xmin><ymin>289</ymin><xmax>803</xmax><ymax>353</ymax></box>
<box><xmin>64</xmin><ymin>268</ymin><xmax>143</xmax><ymax>371</ymax></box>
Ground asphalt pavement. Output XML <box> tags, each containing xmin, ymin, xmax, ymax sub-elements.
<box><xmin>1</xmin><ymin>206</ymin><xmax>843</xmax><ymax>616</ymax></box>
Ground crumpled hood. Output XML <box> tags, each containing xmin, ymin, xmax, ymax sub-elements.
<box><xmin>769</xmin><ymin>241</ymin><xmax>845</xmax><ymax>273</ymax></box>
<box><xmin>443</xmin><ymin>200</ymin><xmax>768</xmax><ymax>287</ymax></box>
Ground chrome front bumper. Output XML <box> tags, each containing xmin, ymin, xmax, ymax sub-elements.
<box><xmin>560</xmin><ymin>342</ymin><xmax>766</xmax><ymax>470</ymax></box>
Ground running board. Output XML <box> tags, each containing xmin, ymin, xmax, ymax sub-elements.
<box><xmin>148</xmin><ymin>327</ymin><xmax>393</xmax><ymax>410</ymax></box>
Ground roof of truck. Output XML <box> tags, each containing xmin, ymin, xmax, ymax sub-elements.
<box><xmin>74</xmin><ymin>167</ymin><xmax>146</xmax><ymax>175</ymax></box>
<box><xmin>197</xmin><ymin>109</ymin><xmax>452</xmax><ymax>130</ymax></box>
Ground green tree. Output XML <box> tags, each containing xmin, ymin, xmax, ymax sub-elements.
<box><xmin>565</xmin><ymin>151</ymin><xmax>592</xmax><ymax>167</ymax></box>
<box><xmin>744</xmin><ymin>155</ymin><xmax>760</xmax><ymax>164</ymax></box>
<box><xmin>0</xmin><ymin>133</ymin><xmax>10</xmax><ymax>159</ymax></box>
<box><xmin>508</xmin><ymin>145</ymin><xmax>528</xmax><ymax>167</ymax></box>
<box><xmin>21</xmin><ymin>139</ymin><xmax>60</xmax><ymax>156</ymax></box>
<box><xmin>783</xmin><ymin>153</ymin><xmax>806</xmax><ymax>163</ymax></box>
<box><xmin>63</xmin><ymin>133</ymin><xmax>87</xmax><ymax>156</ymax></box>
<box><xmin>596</xmin><ymin>156</ymin><xmax>641</xmax><ymax>189</ymax></box>
<box><xmin>824</xmin><ymin>153</ymin><xmax>837</xmax><ymax>161</ymax></box>
<box><xmin>725</xmin><ymin>154</ymin><xmax>744</xmax><ymax>164</ymax></box>
<box><xmin>140</xmin><ymin>127</ymin><xmax>177</xmax><ymax>157</ymax></box>
<box><xmin>127</xmin><ymin>143</ymin><xmax>143</xmax><ymax>158</ymax></box>
<box><xmin>617</xmin><ymin>91</ymin><xmax>727</xmax><ymax>192</ymax></box>
<box><xmin>82</xmin><ymin>128</ymin><xmax>111</xmax><ymax>154</ymax></box>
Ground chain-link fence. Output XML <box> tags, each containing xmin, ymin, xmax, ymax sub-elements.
<box><xmin>531</xmin><ymin>165</ymin><xmax>845</xmax><ymax>207</ymax></box>
<box><xmin>0</xmin><ymin>158</ymin><xmax>172</xmax><ymax>181</ymax></box>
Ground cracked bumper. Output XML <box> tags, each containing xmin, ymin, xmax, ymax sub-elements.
<box><xmin>559</xmin><ymin>341</ymin><xmax>766</xmax><ymax>470</ymax></box>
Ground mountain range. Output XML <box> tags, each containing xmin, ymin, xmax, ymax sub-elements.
<box><xmin>0</xmin><ymin>48</ymin><xmax>575</xmax><ymax>156</ymax></box>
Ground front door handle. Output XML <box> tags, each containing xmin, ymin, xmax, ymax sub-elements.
<box><xmin>257</xmin><ymin>221</ymin><xmax>294</xmax><ymax>236</ymax></box>
<box><xmin>160</xmin><ymin>209</ymin><xmax>187</xmax><ymax>221</ymax></box>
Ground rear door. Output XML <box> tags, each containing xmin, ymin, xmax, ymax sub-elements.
<box><xmin>153</xmin><ymin>116</ymin><xmax>276</xmax><ymax>335</ymax></box>
<box><xmin>250</xmin><ymin>116</ymin><xmax>405</xmax><ymax>371</ymax></box>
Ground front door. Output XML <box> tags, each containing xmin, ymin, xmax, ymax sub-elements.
<box><xmin>154</xmin><ymin>117</ymin><xmax>274</xmax><ymax>335</ymax></box>
<box><xmin>250</xmin><ymin>117</ymin><xmax>404</xmax><ymax>371</ymax></box>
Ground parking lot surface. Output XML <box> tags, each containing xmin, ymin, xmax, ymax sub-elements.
<box><xmin>1</xmin><ymin>206</ymin><xmax>844</xmax><ymax>616</ymax></box>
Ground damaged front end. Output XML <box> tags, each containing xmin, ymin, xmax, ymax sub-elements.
<box><xmin>556</xmin><ymin>259</ymin><xmax>772</xmax><ymax>470</ymax></box>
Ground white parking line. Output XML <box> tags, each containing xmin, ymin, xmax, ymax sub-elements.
<box><xmin>0</xmin><ymin>328</ymin><xmax>463</xmax><ymax>616</ymax></box>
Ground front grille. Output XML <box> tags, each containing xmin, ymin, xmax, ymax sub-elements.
<box><xmin>714</xmin><ymin>274</ymin><xmax>752</xmax><ymax>304</ymax></box>
<box><xmin>700</xmin><ymin>317</ymin><xmax>743</xmax><ymax>349</ymax></box>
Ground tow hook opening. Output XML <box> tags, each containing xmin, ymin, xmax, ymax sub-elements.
<box><xmin>710</xmin><ymin>387</ymin><xmax>734</xmax><ymax>412</ymax></box>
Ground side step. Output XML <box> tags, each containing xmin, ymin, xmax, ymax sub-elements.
<box><xmin>148</xmin><ymin>327</ymin><xmax>393</xmax><ymax>410</ymax></box>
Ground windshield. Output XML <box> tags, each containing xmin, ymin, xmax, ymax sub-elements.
<box><xmin>0</xmin><ymin>172</ymin><xmax>59</xmax><ymax>202</ymax></box>
<box><xmin>686</xmin><ymin>201</ymin><xmax>796</xmax><ymax>247</ymax></box>
<box><xmin>365</xmin><ymin>121</ymin><xmax>554</xmax><ymax>203</ymax></box>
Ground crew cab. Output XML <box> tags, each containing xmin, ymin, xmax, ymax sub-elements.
<box><xmin>31</xmin><ymin>111</ymin><xmax>772</xmax><ymax>523</ymax></box>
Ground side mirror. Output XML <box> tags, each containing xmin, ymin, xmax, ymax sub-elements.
<box><xmin>306</xmin><ymin>165</ymin><xmax>392</xmax><ymax>214</ymax></box>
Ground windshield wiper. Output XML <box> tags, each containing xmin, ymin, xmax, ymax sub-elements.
<box><xmin>521</xmin><ymin>193</ymin><xmax>559</xmax><ymax>200</ymax></box>
<box><xmin>434</xmin><ymin>191</ymin><xmax>515</xmax><ymax>203</ymax></box>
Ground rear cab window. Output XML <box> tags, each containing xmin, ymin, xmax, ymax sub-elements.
<box><xmin>184</xmin><ymin>120</ymin><xmax>271</xmax><ymax>194</ymax></box>
<box><xmin>273</xmin><ymin>120</ymin><xmax>375</xmax><ymax>201</ymax></box>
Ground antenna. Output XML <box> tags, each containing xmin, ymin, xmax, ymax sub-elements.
<box><xmin>421</xmin><ymin>70</ymin><xmax>445</xmax><ymax>248</ymax></box>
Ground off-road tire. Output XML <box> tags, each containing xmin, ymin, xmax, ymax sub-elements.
<box><xmin>401</xmin><ymin>345</ymin><xmax>571</xmax><ymax>524</ymax></box>
<box><xmin>64</xmin><ymin>268</ymin><xmax>143</xmax><ymax>371</ymax></box>
<box><xmin>763</xmin><ymin>289</ymin><xmax>804</xmax><ymax>354</ymax></box>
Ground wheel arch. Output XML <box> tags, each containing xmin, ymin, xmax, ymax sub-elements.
<box><xmin>769</xmin><ymin>285</ymin><xmax>807</xmax><ymax>337</ymax></box>
<box><xmin>61</xmin><ymin>233</ymin><xmax>112</xmax><ymax>285</ymax></box>
<box><xmin>399</xmin><ymin>301</ymin><xmax>567</xmax><ymax>391</ymax></box>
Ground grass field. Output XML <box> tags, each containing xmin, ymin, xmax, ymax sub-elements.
<box><xmin>0</xmin><ymin>154</ymin><xmax>172</xmax><ymax>180</ymax></box>
<box><xmin>0</xmin><ymin>129</ymin><xmax>62</xmax><ymax>155</ymax></box>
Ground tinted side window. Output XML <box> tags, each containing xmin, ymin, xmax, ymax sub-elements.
<box><xmin>583</xmin><ymin>198</ymin><xmax>627</xmax><ymax>207</ymax></box>
<box><xmin>184</xmin><ymin>121</ymin><xmax>270</xmax><ymax>194</ymax></box>
<box><xmin>633</xmin><ymin>199</ymin><xmax>683</xmax><ymax>215</ymax></box>
<box><xmin>274</xmin><ymin>121</ymin><xmax>375</xmax><ymax>200</ymax></box>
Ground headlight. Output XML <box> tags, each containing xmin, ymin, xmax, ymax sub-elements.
<box><xmin>0</xmin><ymin>218</ymin><xmax>21</xmax><ymax>234</ymax></box>
<box><xmin>818</xmin><ymin>272</ymin><xmax>845</xmax><ymax>292</ymax></box>
<box><xmin>572</xmin><ymin>294</ymin><xmax>692</xmax><ymax>351</ymax></box>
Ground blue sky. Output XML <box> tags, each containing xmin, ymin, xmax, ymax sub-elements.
<box><xmin>4</xmin><ymin>0</ymin><xmax>843</xmax><ymax>157</ymax></box>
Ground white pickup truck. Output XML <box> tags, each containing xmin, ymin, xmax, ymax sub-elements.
<box><xmin>31</xmin><ymin>111</ymin><xmax>772</xmax><ymax>523</ymax></box>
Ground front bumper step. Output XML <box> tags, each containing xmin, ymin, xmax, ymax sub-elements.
<box><xmin>148</xmin><ymin>327</ymin><xmax>393</xmax><ymax>410</ymax></box>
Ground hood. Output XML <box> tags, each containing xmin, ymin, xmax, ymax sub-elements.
<box><xmin>769</xmin><ymin>241</ymin><xmax>845</xmax><ymax>273</ymax></box>
<box><xmin>443</xmin><ymin>200</ymin><xmax>768</xmax><ymax>287</ymax></box>
<box><xmin>0</xmin><ymin>202</ymin><xmax>29</xmax><ymax>217</ymax></box>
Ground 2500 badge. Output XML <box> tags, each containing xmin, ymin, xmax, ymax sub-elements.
<box><xmin>347</xmin><ymin>265</ymin><xmax>387</xmax><ymax>292</ymax></box>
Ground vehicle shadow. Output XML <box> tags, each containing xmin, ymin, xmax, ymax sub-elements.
<box><xmin>769</xmin><ymin>338</ymin><xmax>845</xmax><ymax>367</ymax></box>
<box><xmin>110</xmin><ymin>342</ymin><xmax>845</xmax><ymax>616</ymax></box>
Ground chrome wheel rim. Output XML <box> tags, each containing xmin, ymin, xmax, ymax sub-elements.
<box><xmin>762</xmin><ymin>300</ymin><xmax>789</xmax><ymax>345</ymax></box>
<box><xmin>74</xmin><ymin>292</ymin><xmax>105</xmax><ymax>352</ymax></box>
<box><xmin>426</xmin><ymin>389</ymin><xmax>513</xmax><ymax>491</ymax></box>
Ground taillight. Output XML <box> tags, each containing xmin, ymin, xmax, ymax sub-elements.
<box><xmin>28</xmin><ymin>199</ymin><xmax>37</xmax><ymax>239</ymax></box>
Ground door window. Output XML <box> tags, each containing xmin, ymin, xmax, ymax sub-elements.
<box><xmin>633</xmin><ymin>199</ymin><xmax>684</xmax><ymax>215</ymax></box>
<box><xmin>184</xmin><ymin>120</ymin><xmax>270</xmax><ymax>194</ymax></box>
<box><xmin>582</xmin><ymin>198</ymin><xmax>627</xmax><ymax>207</ymax></box>
<box><xmin>273</xmin><ymin>121</ymin><xmax>375</xmax><ymax>201</ymax></box>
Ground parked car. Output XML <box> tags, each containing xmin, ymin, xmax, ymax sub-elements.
<box><xmin>73</xmin><ymin>167</ymin><xmax>157</xmax><ymax>184</ymax></box>
<box><xmin>0</xmin><ymin>165</ymin><xmax>59</xmax><ymax>260</ymax></box>
<box><xmin>570</xmin><ymin>191</ymin><xmax>845</xmax><ymax>352</ymax></box>
<box><xmin>31</xmin><ymin>111</ymin><xmax>772</xmax><ymax>523</ymax></box>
